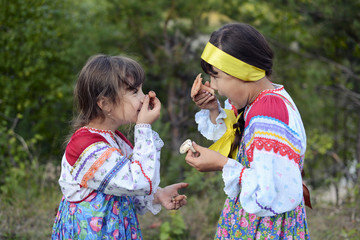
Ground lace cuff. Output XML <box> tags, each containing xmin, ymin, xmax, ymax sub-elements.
<box><xmin>151</xmin><ymin>130</ymin><xmax>164</xmax><ymax>150</ymax></box>
<box><xmin>144</xmin><ymin>190</ymin><xmax>162</xmax><ymax>215</ymax></box>
<box><xmin>222</xmin><ymin>158</ymin><xmax>243</xmax><ymax>198</ymax></box>
<box><xmin>134</xmin><ymin>186</ymin><xmax>162</xmax><ymax>215</ymax></box>
<box><xmin>195</xmin><ymin>107</ymin><xmax>227</xmax><ymax>141</ymax></box>
<box><xmin>135</xmin><ymin>123</ymin><xmax>151</xmax><ymax>129</ymax></box>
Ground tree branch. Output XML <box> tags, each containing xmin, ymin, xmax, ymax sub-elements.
<box><xmin>268</xmin><ymin>39</ymin><xmax>360</xmax><ymax>81</ymax></box>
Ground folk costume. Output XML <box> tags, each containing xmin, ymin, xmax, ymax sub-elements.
<box><xmin>52</xmin><ymin>124</ymin><xmax>163</xmax><ymax>240</ymax></box>
<box><xmin>195</xmin><ymin>43</ymin><xmax>310</xmax><ymax>239</ymax></box>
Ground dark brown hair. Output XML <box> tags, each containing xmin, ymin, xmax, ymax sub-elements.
<box><xmin>71</xmin><ymin>54</ymin><xmax>145</xmax><ymax>132</ymax></box>
<box><xmin>200</xmin><ymin>23</ymin><xmax>274</xmax><ymax>157</ymax></box>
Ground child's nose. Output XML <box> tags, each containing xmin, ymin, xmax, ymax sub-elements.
<box><xmin>210</xmin><ymin>79</ymin><xmax>217</xmax><ymax>90</ymax></box>
<box><xmin>140</xmin><ymin>92</ymin><xmax>146</xmax><ymax>102</ymax></box>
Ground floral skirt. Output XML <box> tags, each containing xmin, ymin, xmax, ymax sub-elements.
<box><xmin>215</xmin><ymin>197</ymin><xmax>310</xmax><ymax>240</ymax></box>
<box><xmin>51</xmin><ymin>191</ymin><xmax>142</xmax><ymax>240</ymax></box>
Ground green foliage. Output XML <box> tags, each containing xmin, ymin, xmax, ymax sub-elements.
<box><xmin>1</xmin><ymin>0</ymin><xmax>72</xmax><ymax>172</ymax></box>
<box><xmin>0</xmin><ymin>160</ymin><xmax>60</xmax><ymax>239</ymax></box>
<box><xmin>219</xmin><ymin>0</ymin><xmax>360</xmax><ymax>197</ymax></box>
<box><xmin>159</xmin><ymin>211</ymin><xmax>188</xmax><ymax>240</ymax></box>
<box><xmin>1</xmin><ymin>0</ymin><xmax>360</xmax><ymax>238</ymax></box>
<box><xmin>100</xmin><ymin>0</ymin><xmax>226</xmax><ymax>186</ymax></box>
<box><xmin>0</xmin><ymin>0</ymin><xmax>119</xmax><ymax>171</ymax></box>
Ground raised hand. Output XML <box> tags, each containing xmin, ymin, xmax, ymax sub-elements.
<box><xmin>191</xmin><ymin>74</ymin><xmax>218</xmax><ymax>111</ymax></box>
<box><xmin>137</xmin><ymin>91</ymin><xmax>161</xmax><ymax>124</ymax></box>
<box><xmin>192</xmin><ymin>82</ymin><xmax>218</xmax><ymax>111</ymax></box>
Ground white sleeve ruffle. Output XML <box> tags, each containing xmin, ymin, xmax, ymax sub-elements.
<box><xmin>132</xmin><ymin>126</ymin><xmax>163</xmax><ymax>215</ymax></box>
<box><xmin>132</xmin><ymin>186</ymin><xmax>162</xmax><ymax>215</ymax></box>
<box><xmin>221</xmin><ymin>151</ymin><xmax>303</xmax><ymax>217</ymax></box>
<box><xmin>222</xmin><ymin>158</ymin><xmax>244</xmax><ymax>198</ymax></box>
<box><xmin>195</xmin><ymin>106</ymin><xmax>227</xmax><ymax>141</ymax></box>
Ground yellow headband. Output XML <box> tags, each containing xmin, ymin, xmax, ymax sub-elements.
<box><xmin>201</xmin><ymin>42</ymin><xmax>265</xmax><ymax>81</ymax></box>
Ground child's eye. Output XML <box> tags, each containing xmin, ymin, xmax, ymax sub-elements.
<box><xmin>133</xmin><ymin>89</ymin><xmax>138</xmax><ymax>94</ymax></box>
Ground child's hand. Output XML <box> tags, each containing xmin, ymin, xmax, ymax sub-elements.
<box><xmin>193</xmin><ymin>82</ymin><xmax>218</xmax><ymax>111</ymax></box>
<box><xmin>191</xmin><ymin>74</ymin><xmax>218</xmax><ymax>111</ymax></box>
<box><xmin>137</xmin><ymin>91</ymin><xmax>161</xmax><ymax>124</ymax></box>
<box><xmin>191</xmin><ymin>73</ymin><xmax>214</xmax><ymax>98</ymax></box>
<box><xmin>154</xmin><ymin>183</ymin><xmax>189</xmax><ymax>210</ymax></box>
<box><xmin>185</xmin><ymin>141</ymin><xmax>228</xmax><ymax>172</ymax></box>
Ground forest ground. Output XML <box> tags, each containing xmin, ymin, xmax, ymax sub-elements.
<box><xmin>0</xmin><ymin>188</ymin><xmax>359</xmax><ymax>239</ymax></box>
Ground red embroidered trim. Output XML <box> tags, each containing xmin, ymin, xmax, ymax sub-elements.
<box><xmin>68</xmin><ymin>190</ymin><xmax>96</xmax><ymax>203</ymax></box>
<box><xmin>239</xmin><ymin>167</ymin><xmax>245</xmax><ymax>185</ymax></box>
<box><xmin>132</xmin><ymin>160</ymin><xmax>153</xmax><ymax>195</ymax></box>
<box><xmin>82</xmin><ymin>126</ymin><xmax>116</xmax><ymax>142</ymax></box>
<box><xmin>231</xmin><ymin>104</ymin><xmax>238</xmax><ymax>117</ymax></box>
<box><xmin>246</xmin><ymin>137</ymin><xmax>300</xmax><ymax>164</ymax></box>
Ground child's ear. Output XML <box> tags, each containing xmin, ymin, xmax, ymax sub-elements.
<box><xmin>97</xmin><ymin>96</ymin><xmax>112</xmax><ymax>114</ymax></box>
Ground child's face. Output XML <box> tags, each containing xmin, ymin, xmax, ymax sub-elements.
<box><xmin>111</xmin><ymin>84</ymin><xmax>145</xmax><ymax>125</ymax></box>
<box><xmin>210</xmin><ymin>67</ymin><xmax>251</xmax><ymax>109</ymax></box>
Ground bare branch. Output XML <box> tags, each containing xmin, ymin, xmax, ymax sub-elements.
<box><xmin>321</xmin><ymin>84</ymin><xmax>360</xmax><ymax>107</ymax></box>
<box><xmin>14</xmin><ymin>132</ymin><xmax>34</xmax><ymax>161</ymax></box>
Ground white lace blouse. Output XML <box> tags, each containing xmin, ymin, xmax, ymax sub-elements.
<box><xmin>58</xmin><ymin>124</ymin><xmax>163</xmax><ymax>215</ymax></box>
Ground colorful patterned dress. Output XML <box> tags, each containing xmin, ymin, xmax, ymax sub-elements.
<box><xmin>52</xmin><ymin>124</ymin><xmax>163</xmax><ymax>240</ymax></box>
<box><xmin>195</xmin><ymin>84</ymin><xmax>310</xmax><ymax>239</ymax></box>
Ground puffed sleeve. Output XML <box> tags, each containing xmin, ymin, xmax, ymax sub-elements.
<box><xmin>131</xmin><ymin>127</ymin><xmax>163</xmax><ymax>215</ymax></box>
<box><xmin>195</xmin><ymin>101</ymin><xmax>227</xmax><ymax>141</ymax></box>
<box><xmin>222</xmin><ymin>95</ymin><xmax>304</xmax><ymax>216</ymax></box>
<box><xmin>61</xmin><ymin>124</ymin><xmax>163</xmax><ymax>213</ymax></box>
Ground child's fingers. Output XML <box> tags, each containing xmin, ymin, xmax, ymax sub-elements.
<box><xmin>140</xmin><ymin>95</ymin><xmax>150</xmax><ymax>111</ymax></box>
<box><xmin>174</xmin><ymin>194</ymin><xmax>187</xmax><ymax>202</ymax></box>
<box><xmin>175</xmin><ymin>201</ymin><xmax>180</xmax><ymax>210</ymax></box>
<box><xmin>185</xmin><ymin>150</ymin><xmax>198</xmax><ymax>168</ymax></box>
<box><xmin>195</xmin><ymin>93</ymin><xmax>213</xmax><ymax>106</ymax></box>
<box><xmin>151</xmin><ymin>97</ymin><xmax>161</xmax><ymax>111</ymax></box>
<box><xmin>173</xmin><ymin>195</ymin><xmax>188</xmax><ymax>209</ymax></box>
<box><xmin>204</xmin><ymin>81</ymin><xmax>211</xmax><ymax>87</ymax></box>
<box><xmin>179</xmin><ymin>198</ymin><xmax>187</xmax><ymax>207</ymax></box>
<box><xmin>172</xmin><ymin>182</ymin><xmax>189</xmax><ymax>191</ymax></box>
<box><xmin>148</xmin><ymin>90</ymin><xmax>156</xmax><ymax>98</ymax></box>
<box><xmin>201</xmin><ymin>84</ymin><xmax>215</xmax><ymax>95</ymax></box>
<box><xmin>193</xmin><ymin>91</ymin><xmax>209</xmax><ymax>102</ymax></box>
<box><xmin>190</xmin><ymin>141</ymin><xmax>201</xmax><ymax>152</ymax></box>
<box><xmin>198</xmin><ymin>96</ymin><xmax>215</xmax><ymax>108</ymax></box>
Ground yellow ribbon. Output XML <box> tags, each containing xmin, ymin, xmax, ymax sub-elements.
<box><xmin>209</xmin><ymin>109</ymin><xmax>242</xmax><ymax>159</ymax></box>
<box><xmin>201</xmin><ymin>42</ymin><xmax>265</xmax><ymax>81</ymax></box>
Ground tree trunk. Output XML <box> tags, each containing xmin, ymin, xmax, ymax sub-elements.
<box><xmin>356</xmin><ymin>115</ymin><xmax>360</xmax><ymax>200</ymax></box>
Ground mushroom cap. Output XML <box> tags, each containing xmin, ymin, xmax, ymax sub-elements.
<box><xmin>179</xmin><ymin>139</ymin><xmax>193</xmax><ymax>154</ymax></box>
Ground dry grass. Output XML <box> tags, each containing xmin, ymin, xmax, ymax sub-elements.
<box><xmin>307</xmin><ymin>203</ymin><xmax>360</xmax><ymax>240</ymax></box>
<box><xmin>0</xmin><ymin>191</ymin><xmax>61</xmax><ymax>239</ymax></box>
<box><xmin>1</xmin><ymin>190</ymin><xmax>359</xmax><ymax>240</ymax></box>
<box><xmin>139</xmin><ymin>197</ymin><xmax>360</xmax><ymax>240</ymax></box>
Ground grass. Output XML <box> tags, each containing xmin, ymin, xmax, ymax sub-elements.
<box><xmin>306</xmin><ymin>203</ymin><xmax>360</xmax><ymax>240</ymax></box>
<box><xmin>0</xmin><ymin>181</ymin><xmax>359</xmax><ymax>239</ymax></box>
<box><xmin>138</xmin><ymin>198</ymin><xmax>360</xmax><ymax>240</ymax></box>
<box><xmin>0</xmin><ymin>190</ymin><xmax>61</xmax><ymax>239</ymax></box>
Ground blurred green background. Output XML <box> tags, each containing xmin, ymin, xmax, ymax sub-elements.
<box><xmin>1</xmin><ymin>0</ymin><xmax>359</xmax><ymax>239</ymax></box>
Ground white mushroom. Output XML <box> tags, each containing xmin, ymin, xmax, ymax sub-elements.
<box><xmin>179</xmin><ymin>139</ymin><xmax>196</xmax><ymax>154</ymax></box>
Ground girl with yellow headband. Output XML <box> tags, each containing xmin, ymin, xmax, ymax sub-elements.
<box><xmin>185</xmin><ymin>23</ymin><xmax>310</xmax><ymax>239</ymax></box>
